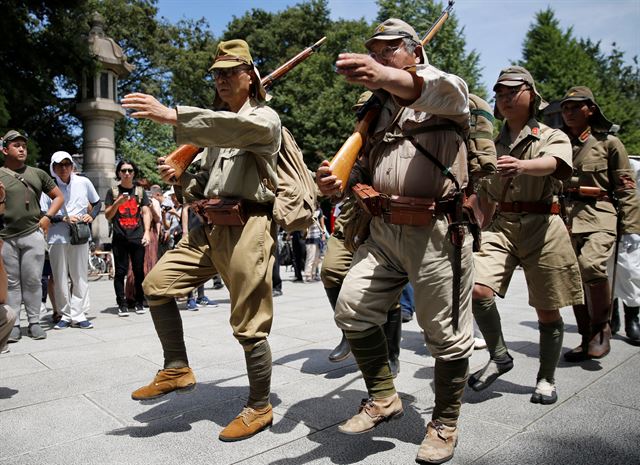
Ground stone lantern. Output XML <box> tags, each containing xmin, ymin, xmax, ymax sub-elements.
<box><xmin>75</xmin><ymin>12</ymin><xmax>134</xmax><ymax>243</ymax></box>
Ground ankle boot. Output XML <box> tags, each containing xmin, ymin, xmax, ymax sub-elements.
<box><xmin>384</xmin><ymin>306</ymin><xmax>402</xmax><ymax>378</ymax></box>
<box><xmin>611</xmin><ymin>299</ymin><xmax>621</xmax><ymax>335</ymax></box>
<box><xmin>585</xmin><ymin>279</ymin><xmax>612</xmax><ymax>359</ymax></box>
<box><xmin>329</xmin><ymin>333</ymin><xmax>352</xmax><ymax>362</ymax></box>
<box><xmin>325</xmin><ymin>286</ymin><xmax>352</xmax><ymax>362</ymax></box>
<box><xmin>564</xmin><ymin>303</ymin><xmax>591</xmax><ymax>362</ymax></box>
<box><xmin>624</xmin><ymin>305</ymin><xmax>640</xmax><ymax>344</ymax></box>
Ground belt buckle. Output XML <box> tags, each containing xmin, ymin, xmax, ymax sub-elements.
<box><xmin>512</xmin><ymin>201</ymin><xmax>522</xmax><ymax>213</ymax></box>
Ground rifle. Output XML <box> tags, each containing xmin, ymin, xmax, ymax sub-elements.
<box><xmin>328</xmin><ymin>0</ymin><xmax>455</xmax><ymax>191</ymax></box>
<box><xmin>164</xmin><ymin>37</ymin><xmax>327</xmax><ymax>181</ymax></box>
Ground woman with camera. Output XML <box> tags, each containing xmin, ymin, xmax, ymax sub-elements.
<box><xmin>104</xmin><ymin>160</ymin><xmax>151</xmax><ymax>317</ymax></box>
<box><xmin>40</xmin><ymin>151</ymin><xmax>101</xmax><ymax>329</ymax></box>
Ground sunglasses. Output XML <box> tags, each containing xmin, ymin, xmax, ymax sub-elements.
<box><xmin>57</xmin><ymin>162</ymin><xmax>73</xmax><ymax>168</ymax></box>
<box><xmin>120</xmin><ymin>168</ymin><xmax>135</xmax><ymax>174</ymax></box>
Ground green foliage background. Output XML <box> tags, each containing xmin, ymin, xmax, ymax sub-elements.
<box><xmin>1</xmin><ymin>0</ymin><xmax>638</xmax><ymax>184</ymax></box>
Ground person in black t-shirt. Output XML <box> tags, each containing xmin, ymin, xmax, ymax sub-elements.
<box><xmin>104</xmin><ymin>160</ymin><xmax>151</xmax><ymax>316</ymax></box>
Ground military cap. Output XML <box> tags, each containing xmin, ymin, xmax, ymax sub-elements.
<box><xmin>493</xmin><ymin>65</ymin><xmax>547</xmax><ymax>118</ymax></box>
<box><xmin>2</xmin><ymin>129</ymin><xmax>28</xmax><ymax>147</ymax></box>
<box><xmin>209</xmin><ymin>39</ymin><xmax>268</xmax><ymax>102</ymax></box>
<box><xmin>561</xmin><ymin>86</ymin><xmax>613</xmax><ymax>133</ymax></box>
<box><xmin>365</xmin><ymin>18</ymin><xmax>420</xmax><ymax>49</ymax></box>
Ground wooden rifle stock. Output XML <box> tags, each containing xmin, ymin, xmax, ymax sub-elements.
<box><xmin>164</xmin><ymin>37</ymin><xmax>327</xmax><ymax>181</ymax></box>
<box><xmin>328</xmin><ymin>0</ymin><xmax>455</xmax><ymax>193</ymax></box>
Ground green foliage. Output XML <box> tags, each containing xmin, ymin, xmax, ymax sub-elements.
<box><xmin>519</xmin><ymin>8</ymin><xmax>640</xmax><ymax>153</ymax></box>
<box><xmin>376</xmin><ymin>0</ymin><xmax>484</xmax><ymax>96</ymax></box>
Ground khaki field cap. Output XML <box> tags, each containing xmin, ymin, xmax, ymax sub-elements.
<box><xmin>493</xmin><ymin>65</ymin><xmax>547</xmax><ymax>117</ymax></box>
<box><xmin>209</xmin><ymin>39</ymin><xmax>268</xmax><ymax>102</ymax></box>
<box><xmin>2</xmin><ymin>129</ymin><xmax>28</xmax><ymax>147</ymax></box>
<box><xmin>561</xmin><ymin>86</ymin><xmax>613</xmax><ymax>133</ymax></box>
<box><xmin>365</xmin><ymin>18</ymin><xmax>420</xmax><ymax>49</ymax></box>
<box><xmin>210</xmin><ymin>39</ymin><xmax>253</xmax><ymax>70</ymax></box>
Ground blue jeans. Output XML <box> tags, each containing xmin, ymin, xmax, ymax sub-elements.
<box><xmin>400</xmin><ymin>283</ymin><xmax>415</xmax><ymax>317</ymax></box>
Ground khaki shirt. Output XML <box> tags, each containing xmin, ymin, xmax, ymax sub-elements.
<box><xmin>480</xmin><ymin>119</ymin><xmax>572</xmax><ymax>211</ymax></box>
<box><xmin>365</xmin><ymin>64</ymin><xmax>470</xmax><ymax>199</ymax></box>
<box><xmin>176</xmin><ymin>98</ymin><xmax>281</xmax><ymax>204</ymax></box>
<box><xmin>565</xmin><ymin>129</ymin><xmax>640</xmax><ymax>234</ymax></box>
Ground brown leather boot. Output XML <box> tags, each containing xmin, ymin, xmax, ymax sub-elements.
<box><xmin>131</xmin><ymin>367</ymin><xmax>196</xmax><ymax>400</ymax></box>
<box><xmin>585</xmin><ymin>279</ymin><xmax>612</xmax><ymax>359</ymax></box>
<box><xmin>218</xmin><ymin>404</ymin><xmax>273</xmax><ymax>441</ymax></box>
<box><xmin>416</xmin><ymin>420</ymin><xmax>458</xmax><ymax>464</ymax></box>
<box><xmin>563</xmin><ymin>303</ymin><xmax>591</xmax><ymax>362</ymax></box>
<box><xmin>338</xmin><ymin>393</ymin><xmax>404</xmax><ymax>434</ymax></box>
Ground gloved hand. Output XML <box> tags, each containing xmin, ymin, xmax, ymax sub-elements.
<box><xmin>621</xmin><ymin>233</ymin><xmax>640</xmax><ymax>251</ymax></box>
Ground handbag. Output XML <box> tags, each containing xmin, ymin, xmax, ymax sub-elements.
<box><xmin>69</xmin><ymin>221</ymin><xmax>91</xmax><ymax>245</ymax></box>
<box><xmin>62</xmin><ymin>203</ymin><xmax>92</xmax><ymax>245</ymax></box>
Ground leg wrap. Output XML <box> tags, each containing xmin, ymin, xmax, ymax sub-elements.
<box><xmin>346</xmin><ymin>326</ymin><xmax>395</xmax><ymax>399</ymax></box>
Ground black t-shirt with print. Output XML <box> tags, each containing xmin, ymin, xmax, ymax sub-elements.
<box><xmin>105</xmin><ymin>185</ymin><xmax>150</xmax><ymax>243</ymax></box>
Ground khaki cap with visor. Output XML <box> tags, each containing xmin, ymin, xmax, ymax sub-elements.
<box><xmin>493</xmin><ymin>65</ymin><xmax>547</xmax><ymax>118</ymax></box>
<box><xmin>560</xmin><ymin>86</ymin><xmax>612</xmax><ymax>133</ymax></box>
<box><xmin>209</xmin><ymin>39</ymin><xmax>268</xmax><ymax>102</ymax></box>
<box><xmin>365</xmin><ymin>18</ymin><xmax>428</xmax><ymax>65</ymax></box>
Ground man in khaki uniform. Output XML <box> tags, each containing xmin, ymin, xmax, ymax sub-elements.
<box><xmin>560</xmin><ymin>86</ymin><xmax>640</xmax><ymax>359</ymax></box>
<box><xmin>121</xmin><ymin>40</ymin><xmax>281</xmax><ymax>442</ymax></box>
<box><xmin>469</xmin><ymin>67</ymin><xmax>583</xmax><ymax>405</ymax></box>
<box><xmin>318</xmin><ymin>19</ymin><xmax>473</xmax><ymax>465</ymax></box>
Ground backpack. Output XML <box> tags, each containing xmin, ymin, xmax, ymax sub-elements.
<box><xmin>270</xmin><ymin>127</ymin><xmax>317</xmax><ymax>233</ymax></box>
<box><xmin>109</xmin><ymin>186</ymin><xmax>144</xmax><ymax>212</ymax></box>
<box><xmin>467</xmin><ymin>93</ymin><xmax>497</xmax><ymax>178</ymax></box>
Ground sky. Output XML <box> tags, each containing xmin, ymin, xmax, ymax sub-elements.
<box><xmin>156</xmin><ymin>0</ymin><xmax>640</xmax><ymax>94</ymax></box>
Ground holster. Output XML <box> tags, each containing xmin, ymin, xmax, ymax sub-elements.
<box><xmin>381</xmin><ymin>195</ymin><xmax>436</xmax><ymax>226</ymax></box>
<box><xmin>353</xmin><ymin>183</ymin><xmax>382</xmax><ymax>216</ymax></box>
<box><xmin>193</xmin><ymin>198</ymin><xmax>247</xmax><ymax>226</ymax></box>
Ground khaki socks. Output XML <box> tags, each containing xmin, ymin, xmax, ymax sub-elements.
<box><xmin>245</xmin><ymin>341</ymin><xmax>272</xmax><ymax>408</ymax></box>
<box><xmin>346</xmin><ymin>325</ymin><xmax>396</xmax><ymax>399</ymax></box>
<box><xmin>537</xmin><ymin>318</ymin><xmax>564</xmax><ymax>383</ymax></box>
<box><xmin>148</xmin><ymin>298</ymin><xmax>189</xmax><ymax>368</ymax></box>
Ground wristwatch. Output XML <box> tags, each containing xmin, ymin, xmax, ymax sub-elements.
<box><xmin>45</xmin><ymin>214</ymin><xmax>54</xmax><ymax>222</ymax></box>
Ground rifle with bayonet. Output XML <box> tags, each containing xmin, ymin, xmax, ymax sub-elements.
<box><xmin>328</xmin><ymin>0</ymin><xmax>456</xmax><ymax>191</ymax></box>
<box><xmin>164</xmin><ymin>37</ymin><xmax>327</xmax><ymax>181</ymax></box>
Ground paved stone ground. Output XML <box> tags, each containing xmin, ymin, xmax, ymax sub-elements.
<box><xmin>1</xmin><ymin>267</ymin><xmax>639</xmax><ymax>465</ymax></box>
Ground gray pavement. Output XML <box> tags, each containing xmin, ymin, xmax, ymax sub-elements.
<box><xmin>1</xmin><ymin>267</ymin><xmax>639</xmax><ymax>465</ymax></box>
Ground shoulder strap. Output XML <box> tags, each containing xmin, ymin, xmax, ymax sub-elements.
<box><xmin>0</xmin><ymin>166</ymin><xmax>38</xmax><ymax>206</ymax></box>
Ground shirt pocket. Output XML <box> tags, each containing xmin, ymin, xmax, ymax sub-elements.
<box><xmin>578</xmin><ymin>161</ymin><xmax>607</xmax><ymax>186</ymax></box>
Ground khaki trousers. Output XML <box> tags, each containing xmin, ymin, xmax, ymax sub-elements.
<box><xmin>143</xmin><ymin>213</ymin><xmax>275</xmax><ymax>348</ymax></box>
<box><xmin>571</xmin><ymin>231</ymin><xmax>616</xmax><ymax>284</ymax></box>
<box><xmin>335</xmin><ymin>216</ymin><xmax>474</xmax><ymax>361</ymax></box>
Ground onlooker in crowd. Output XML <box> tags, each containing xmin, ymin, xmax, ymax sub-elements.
<box><xmin>104</xmin><ymin>159</ymin><xmax>151</xmax><ymax>317</ymax></box>
<box><xmin>290</xmin><ymin>230</ymin><xmax>306</xmax><ymax>282</ymax></box>
<box><xmin>40</xmin><ymin>253</ymin><xmax>60</xmax><ymax>322</ymax></box>
<box><xmin>272</xmin><ymin>230</ymin><xmax>283</xmax><ymax>297</ymax></box>
<box><xmin>303</xmin><ymin>205</ymin><xmax>325</xmax><ymax>282</ymax></box>
<box><xmin>40</xmin><ymin>151</ymin><xmax>101</xmax><ymax>329</ymax></box>
<box><xmin>181</xmin><ymin>204</ymin><xmax>216</xmax><ymax>310</ymax></box>
<box><xmin>0</xmin><ymin>181</ymin><xmax>18</xmax><ymax>354</ymax></box>
<box><xmin>400</xmin><ymin>283</ymin><xmax>415</xmax><ymax>323</ymax></box>
<box><xmin>0</xmin><ymin>130</ymin><xmax>64</xmax><ymax>342</ymax></box>
<box><xmin>124</xmin><ymin>184</ymin><xmax>162</xmax><ymax>310</ymax></box>
<box><xmin>610</xmin><ymin>156</ymin><xmax>640</xmax><ymax>344</ymax></box>
<box><xmin>149</xmin><ymin>184</ymin><xmax>171</xmax><ymax>257</ymax></box>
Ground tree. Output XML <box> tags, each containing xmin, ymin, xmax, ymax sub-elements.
<box><xmin>520</xmin><ymin>8</ymin><xmax>640</xmax><ymax>153</ymax></box>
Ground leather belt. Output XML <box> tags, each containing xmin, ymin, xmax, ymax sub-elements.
<box><xmin>499</xmin><ymin>201</ymin><xmax>561</xmax><ymax>215</ymax></box>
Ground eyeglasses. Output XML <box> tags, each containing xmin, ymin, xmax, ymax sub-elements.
<box><xmin>120</xmin><ymin>168</ymin><xmax>134</xmax><ymax>174</ymax></box>
<box><xmin>57</xmin><ymin>162</ymin><xmax>73</xmax><ymax>168</ymax></box>
<box><xmin>369</xmin><ymin>44</ymin><xmax>402</xmax><ymax>62</ymax></box>
<box><xmin>494</xmin><ymin>87</ymin><xmax>528</xmax><ymax>102</ymax></box>
<box><xmin>212</xmin><ymin>66</ymin><xmax>250</xmax><ymax>80</ymax></box>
